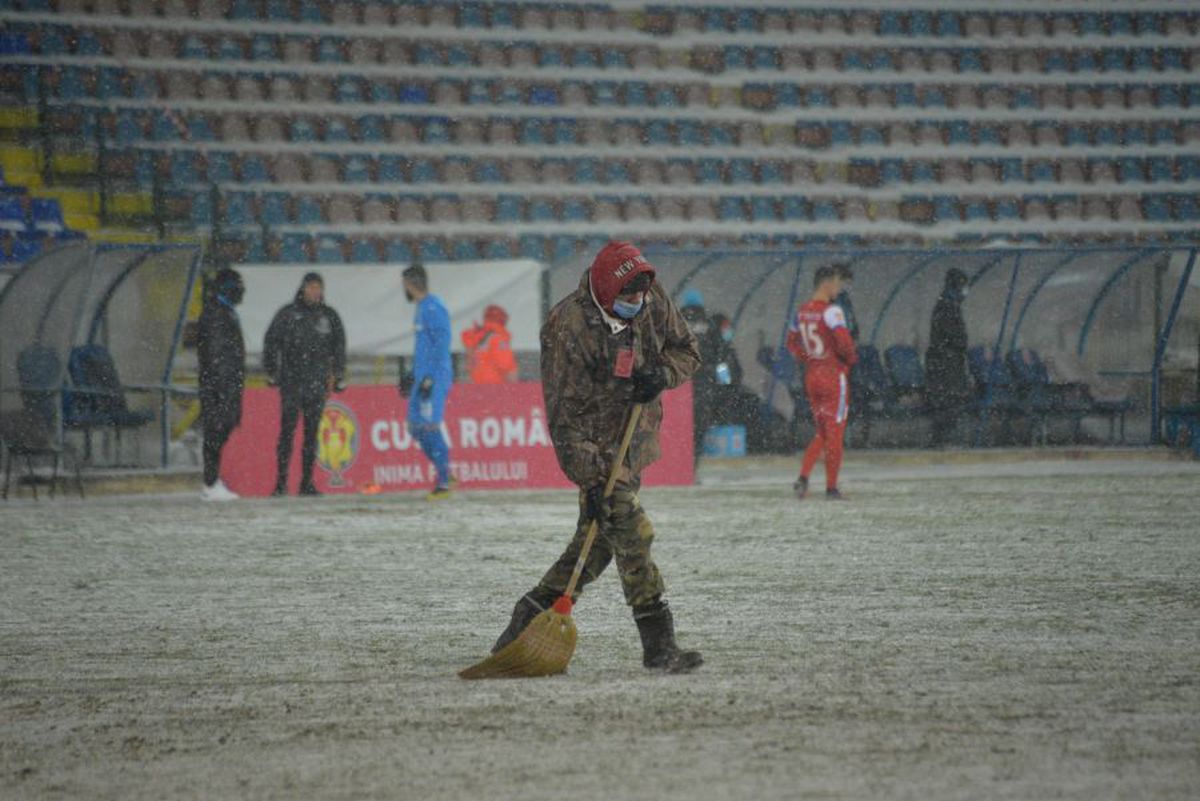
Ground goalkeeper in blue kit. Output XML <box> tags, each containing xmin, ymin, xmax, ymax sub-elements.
<box><xmin>401</xmin><ymin>264</ymin><xmax>454</xmax><ymax>500</ymax></box>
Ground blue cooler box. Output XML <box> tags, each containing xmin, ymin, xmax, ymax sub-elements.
<box><xmin>703</xmin><ymin>424</ymin><xmax>746</xmax><ymax>457</ymax></box>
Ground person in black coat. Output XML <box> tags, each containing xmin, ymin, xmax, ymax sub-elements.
<box><xmin>197</xmin><ymin>268</ymin><xmax>245</xmax><ymax>500</ymax></box>
<box><xmin>263</xmin><ymin>272</ymin><xmax>347</xmax><ymax>496</ymax></box>
<box><xmin>924</xmin><ymin>268</ymin><xmax>971</xmax><ymax>448</ymax></box>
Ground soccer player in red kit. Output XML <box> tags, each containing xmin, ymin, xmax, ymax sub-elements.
<box><xmin>786</xmin><ymin>265</ymin><xmax>858</xmax><ymax>500</ymax></box>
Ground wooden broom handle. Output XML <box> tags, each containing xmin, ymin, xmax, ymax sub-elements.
<box><xmin>562</xmin><ymin>403</ymin><xmax>644</xmax><ymax>601</ymax></box>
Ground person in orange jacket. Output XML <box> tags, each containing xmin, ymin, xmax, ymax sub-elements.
<box><xmin>461</xmin><ymin>304</ymin><xmax>519</xmax><ymax>384</ymax></box>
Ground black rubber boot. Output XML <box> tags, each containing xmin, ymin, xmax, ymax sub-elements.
<box><xmin>491</xmin><ymin>587</ymin><xmax>558</xmax><ymax>653</ymax></box>
<box><xmin>634</xmin><ymin>600</ymin><xmax>703</xmax><ymax>673</ymax></box>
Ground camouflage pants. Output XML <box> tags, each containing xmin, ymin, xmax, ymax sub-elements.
<box><xmin>536</xmin><ymin>474</ymin><xmax>665</xmax><ymax>608</ymax></box>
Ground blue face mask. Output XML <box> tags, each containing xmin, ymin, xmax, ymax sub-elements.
<box><xmin>612</xmin><ymin>298</ymin><xmax>644</xmax><ymax>320</ymax></box>
<box><xmin>721</xmin><ymin>327</ymin><xmax>734</xmax><ymax>343</ymax></box>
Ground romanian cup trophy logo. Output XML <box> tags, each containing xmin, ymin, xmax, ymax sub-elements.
<box><xmin>317</xmin><ymin>401</ymin><xmax>359</xmax><ymax>487</ymax></box>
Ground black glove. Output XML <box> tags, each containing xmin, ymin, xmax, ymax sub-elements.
<box><xmin>585</xmin><ymin>484</ymin><xmax>612</xmax><ymax>525</ymax></box>
<box><xmin>630</xmin><ymin>366</ymin><xmax>668</xmax><ymax>403</ymax></box>
<box><xmin>398</xmin><ymin>371</ymin><xmax>414</xmax><ymax>398</ymax></box>
<box><xmin>418</xmin><ymin>377</ymin><xmax>434</xmax><ymax>399</ymax></box>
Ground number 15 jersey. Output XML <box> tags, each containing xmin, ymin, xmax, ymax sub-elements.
<box><xmin>786</xmin><ymin>299</ymin><xmax>858</xmax><ymax>377</ymax></box>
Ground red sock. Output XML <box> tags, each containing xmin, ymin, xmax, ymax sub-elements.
<box><xmin>800</xmin><ymin>433</ymin><xmax>824</xmax><ymax>479</ymax></box>
<box><xmin>823</xmin><ymin>420</ymin><xmax>846</xmax><ymax>491</ymax></box>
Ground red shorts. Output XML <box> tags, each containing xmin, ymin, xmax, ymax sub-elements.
<box><xmin>805</xmin><ymin>369</ymin><xmax>849</xmax><ymax>426</ymax></box>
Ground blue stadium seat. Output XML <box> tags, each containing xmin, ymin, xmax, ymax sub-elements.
<box><xmin>297</xmin><ymin>0</ymin><xmax>323</xmax><ymax>23</ymax></box>
<box><xmin>464</xmin><ymin>80</ymin><xmax>491</xmax><ymax>105</ymax></box>
<box><xmin>933</xmin><ymin>196</ymin><xmax>960</xmax><ymax>222</ymax></box>
<box><xmin>358</xmin><ymin>115</ymin><xmax>386</xmax><ymax>143</ymax></box>
<box><xmin>710</xmin><ymin>126</ymin><xmax>735</xmax><ymax>146</ymax></box>
<box><xmin>383</xmin><ymin>239</ymin><xmax>414</xmax><ymax>263</ymax></box>
<box><xmin>446</xmin><ymin>44</ymin><xmax>472</xmax><ymax>67</ymax></box>
<box><xmin>409</xmin><ymin>157</ymin><xmax>438</xmax><ymax>182</ymax></box>
<box><xmin>893</xmin><ymin>85</ymin><xmax>919</xmax><ymax>107</ymax></box>
<box><xmin>317</xmin><ymin>37</ymin><xmax>344</xmax><ymax>64</ymax></box>
<box><xmin>290</xmin><ymin>118</ymin><xmax>318</xmax><ymax>142</ymax></box>
<box><xmin>374</xmin><ymin>155</ymin><xmax>402</xmax><ymax>183</ymax></box>
<box><xmin>250</xmin><ymin>34</ymin><xmax>276</xmax><ymax>61</ymax></box>
<box><xmin>759</xmin><ymin>162</ymin><xmax>784</xmax><ymax>184</ymax></box>
<box><xmin>805</xmin><ymin>87</ymin><xmax>831</xmax><ymax>108</ymax></box>
<box><xmin>9</xmin><ymin>236</ymin><xmax>43</xmax><ymax>263</ymax></box>
<box><xmin>170</xmin><ymin>151</ymin><xmax>199</xmax><ymax>184</ymax></box>
<box><xmin>998</xmin><ymin>159</ymin><xmax>1023</xmax><ymax>183</ymax></box>
<box><xmin>1130</xmin><ymin>49</ymin><xmax>1154</xmax><ymax>72</ymax></box>
<box><xmin>529</xmin><ymin>85</ymin><xmax>559</xmax><ymax>106</ymax></box>
<box><xmin>259</xmin><ymin>193</ymin><xmax>288</xmax><ymax>226</ymax></box>
<box><xmin>750</xmin><ymin>196</ymin><xmax>778</xmax><ymax>221</ymax></box>
<box><xmin>593</xmin><ymin>81</ymin><xmax>618</xmax><ymax>106</ymax></box>
<box><xmin>188</xmin><ymin>191</ymin><xmax>211</xmax><ymax>226</ymax></box>
<box><xmin>696</xmin><ymin>159</ymin><xmax>723</xmax><ymax>185</ymax></box>
<box><xmin>1179</xmin><ymin>157</ymin><xmax>1200</xmax><ymax>181</ymax></box>
<box><xmin>947</xmin><ymin>120</ymin><xmax>972</xmax><ymax>145</ymax></box>
<box><xmin>994</xmin><ymin>199</ymin><xmax>1021</xmax><ymax>220</ymax></box>
<box><xmin>1118</xmin><ymin>157</ymin><xmax>1144</xmax><ymax>182</ymax></box>
<box><xmin>910</xmin><ymin>11</ymin><xmax>933</xmax><ymax>35</ymax></box>
<box><xmin>935</xmin><ymin>13</ymin><xmax>962</xmax><ymax>36</ymax></box>
<box><xmin>1011</xmin><ymin>88</ymin><xmax>1039</xmax><ymax>109</ymax></box>
<box><xmin>551</xmin><ymin>235</ymin><xmax>577</xmax><ymax>262</ymax></box>
<box><xmin>97</xmin><ymin>68</ymin><xmax>125</xmax><ymax>99</ymax></box>
<box><xmin>677</xmin><ymin>121</ymin><xmax>703</xmax><ymax>146</ymax></box>
<box><xmin>528</xmin><ymin>198</ymin><xmax>556</xmax><ymax>222</ymax></box>
<box><xmin>811</xmin><ymin>199</ymin><xmax>840</xmax><ymax>221</ymax></box>
<box><xmin>911</xmin><ymin>162</ymin><xmax>937</xmax><ymax>183</ymax></box>
<box><xmin>774</xmin><ymin>83</ymin><xmax>801</xmax><ymax>108</ymax></box>
<box><xmin>30</xmin><ymin>198</ymin><xmax>64</xmax><ymax>234</ymax></box>
<box><xmin>570</xmin><ymin>48</ymin><xmax>598</xmax><ymax>69</ymax></box>
<box><xmin>884</xmin><ymin>346</ymin><xmax>924</xmax><ymax>395</ymax></box>
<box><xmin>602</xmin><ymin>49</ymin><xmax>628</xmax><ymax>69</ymax></box>
<box><xmin>1160</xmin><ymin>49</ymin><xmax>1185</xmax><ymax>71</ymax></box>
<box><xmin>215</xmin><ymin>36</ymin><xmax>242</xmax><ymax>61</ymax></box>
<box><xmin>729</xmin><ymin>159</ymin><xmax>755</xmax><ymax>183</ymax></box>
<box><xmin>1073</xmin><ymin>52</ymin><xmax>1099</xmax><ymax>72</ymax></box>
<box><xmin>1142</xmin><ymin>196</ymin><xmax>1171</xmax><ymax>222</ymax></box>
<box><xmin>1044</xmin><ymin>52</ymin><xmax>1070</xmax><ymax>72</ymax></box>
<box><xmin>343</xmin><ymin>155</ymin><xmax>371</xmax><ymax>183</ymax></box>
<box><xmin>1102</xmin><ymin>50</ymin><xmax>1127</xmax><ymax>71</ymax></box>
<box><xmin>653</xmin><ymin>85</ymin><xmax>679</xmax><ymax>108</ymax></box>
<box><xmin>239</xmin><ymin>154</ymin><xmax>269</xmax><ymax>183</ymax></box>
<box><xmin>879</xmin><ymin>159</ymin><xmax>905</xmax><ymax>185</ymax></box>
<box><xmin>963</xmin><ymin>199</ymin><xmax>989</xmax><ymax>221</ymax></box>
<box><xmin>830</xmin><ymin>122</ymin><xmax>854</xmax><ymax>146</ymax></box>
<box><xmin>1078</xmin><ymin>13</ymin><xmax>1103</xmax><ymax>36</ymax></box>
<box><xmin>206</xmin><ymin>152</ymin><xmax>235</xmax><ymax>182</ymax></box>
<box><xmin>879</xmin><ymin>11</ymin><xmax>904</xmax><ymax>35</ymax></box>
<box><xmin>294</xmin><ymin>196</ymin><xmax>324</xmax><ymax>225</ymax></box>
<box><xmin>1175</xmin><ymin>195</ymin><xmax>1199</xmax><ymax>221</ymax></box>
<box><xmin>561</xmin><ymin>198</ymin><xmax>589</xmax><ymax>222</ymax></box>
<box><xmin>1147</xmin><ymin>157</ymin><xmax>1174</xmax><ymax>183</ymax></box>
<box><xmin>1123</xmin><ymin>125</ymin><xmax>1149</xmax><ymax>146</ymax></box>
<box><xmin>422</xmin><ymin>118</ymin><xmax>451</xmax><ymax>144</ymax></box>
<box><xmin>280</xmin><ymin>233</ymin><xmax>310</xmax><ymax>263</ymax></box>
<box><xmin>471</xmin><ymin>159</ymin><xmax>502</xmax><ymax>183</ymax></box>
<box><xmin>223</xmin><ymin>193</ymin><xmax>254</xmax><ymax>226</ymax></box>
<box><xmin>644</xmin><ymin>120</ymin><xmax>671</xmax><ymax>146</ymax></box>
<box><xmin>858</xmin><ymin>125</ymin><xmax>885</xmax><ymax>145</ymax></box>
<box><xmin>1094</xmin><ymin>125</ymin><xmax>1120</xmax><ymax>146</ymax></box>
<box><xmin>1064</xmin><ymin>124</ymin><xmax>1090</xmax><ymax>146</ymax></box>
<box><xmin>752</xmin><ymin>46</ymin><xmax>778</xmax><ymax>70</ymax></box>
<box><xmin>519</xmin><ymin>118</ymin><xmax>545</xmax><ymax>144</ymax></box>
<box><xmin>370</xmin><ymin>80</ymin><xmax>395</xmax><ymax>103</ymax></box>
<box><xmin>399</xmin><ymin>84</ymin><xmax>431</xmax><ymax>104</ymax></box>
<box><xmin>229</xmin><ymin>0</ymin><xmax>259</xmax><ymax>20</ymax></box>
<box><xmin>37</xmin><ymin>27</ymin><xmax>68</xmax><ymax>55</ymax></box>
<box><xmin>958</xmin><ymin>50</ymin><xmax>984</xmax><ymax>72</ymax></box>
<box><xmin>517</xmin><ymin>234</ymin><xmax>544</xmax><ymax>260</ymax></box>
<box><xmin>717</xmin><ymin>197</ymin><xmax>745</xmax><ymax>221</ymax></box>
<box><xmin>623</xmin><ymin>82</ymin><xmax>649</xmax><ymax>106</ymax></box>
<box><xmin>733</xmin><ymin>8</ymin><xmax>759</xmax><ymax>32</ymax></box>
<box><xmin>451</xmin><ymin>239</ymin><xmax>479</xmax><ymax>261</ymax></box>
<box><xmin>495</xmin><ymin>195</ymin><xmax>524</xmax><ymax>223</ymax></box>
<box><xmin>605</xmin><ymin>162</ymin><xmax>631</xmax><ymax>184</ymax></box>
<box><xmin>315</xmin><ymin>234</ymin><xmax>345</xmax><ymax>264</ymax></box>
<box><xmin>1030</xmin><ymin>162</ymin><xmax>1056</xmax><ymax>183</ymax></box>
<box><xmin>336</xmin><ymin>77</ymin><xmax>362</xmax><ymax>103</ymax></box>
<box><xmin>484</xmin><ymin>239</ymin><xmax>512</xmax><ymax>259</ymax></box>
<box><xmin>325</xmin><ymin>118</ymin><xmax>351</xmax><ymax>143</ymax></box>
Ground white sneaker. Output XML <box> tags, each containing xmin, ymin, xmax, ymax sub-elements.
<box><xmin>202</xmin><ymin>479</ymin><xmax>239</xmax><ymax>502</ymax></box>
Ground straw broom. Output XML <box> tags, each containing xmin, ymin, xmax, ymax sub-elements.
<box><xmin>459</xmin><ymin>404</ymin><xmax>643</xmax><ymax>679</ymax></box>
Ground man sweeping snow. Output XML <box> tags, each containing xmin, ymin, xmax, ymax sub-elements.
<box><xmin>489</xmin><ymin>241</ymin><xmax>704</xmax><ymax>673</ymax></box>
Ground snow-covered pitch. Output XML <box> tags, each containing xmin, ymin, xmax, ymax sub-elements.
<box><xmin>2</xmin><ymin>456</ymin><xmax>1198</xmax><ymax>800</ymax></box>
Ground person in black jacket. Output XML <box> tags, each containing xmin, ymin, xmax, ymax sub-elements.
<box><xmin>263</xmin><ymin>272</ymin><xmax>347</xmax><ymax>496</ymax></box>
<box><xmin>197</xmin><ymin>268</ymin><xmax>245</xmax><ymax>501</ymax></box>
<box><xmin>925</xmin><ymin>268</ymin><xmax>971</xmax><ymax>448</ymax></box>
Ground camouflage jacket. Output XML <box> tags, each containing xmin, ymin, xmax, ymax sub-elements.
<box><xmin>541</xmin><ymin>270</ymin><xmax>701</xmax><ymax>487</ymax></box>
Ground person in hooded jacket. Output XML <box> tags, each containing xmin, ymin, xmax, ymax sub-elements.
<box><xmin>461</xmin><ymin>304</ymin><xmax>518</xmax><ymax>385</ymax></box>
<box><xmin>487</xmin><ymin>241</ymin><xmax>704</xmax><ymax>673</ymax></box>
<box><xmin>197</xmin><ymin>268</ymin><xmax>245</xmax><ymax>501</ymax></box>
<box><xmin>925</xmin><ymin>268</ymin><xmax>971</xmax><ymax>448</ymax></box>
<box><xmin>263</xmin><ymin>272</ymin><xmax>346</xmax><ymax>496</ymax></box>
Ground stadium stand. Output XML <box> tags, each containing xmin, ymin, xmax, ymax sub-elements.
<box><xmin>0</xmin><ymin>1</ymin><xmax>1198</xmax><ymax>263</ymax></box>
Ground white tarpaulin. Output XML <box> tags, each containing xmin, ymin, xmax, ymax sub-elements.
<box><xmin>237</xmin><ymin>260</ymin><xmax>545</xmax><ymax>356</ymax></box>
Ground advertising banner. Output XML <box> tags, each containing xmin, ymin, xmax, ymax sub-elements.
<box><xmin>222</xmin><ymin>382</ymin><xmax>694</xmax><ymax>496</ymax></box>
